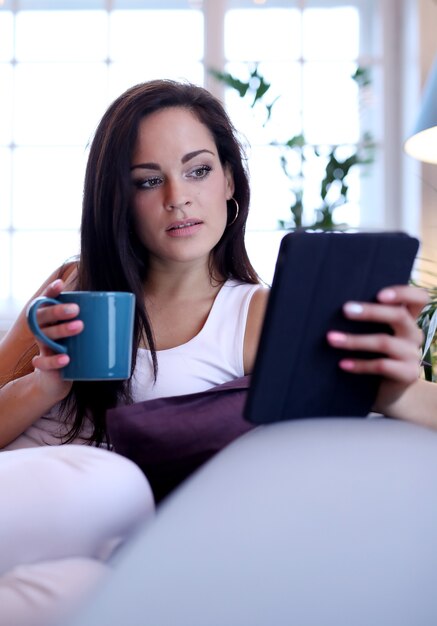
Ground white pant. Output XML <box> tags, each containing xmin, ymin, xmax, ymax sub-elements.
<box><xmin>0</xmin><ymin>558</ymin><xmax>108</xmax><ymax>626</ymax></box>
<box><xmin>0</xmin><ymin>445</ymin><xmax>154</xmax><ymax>626</ymax></box>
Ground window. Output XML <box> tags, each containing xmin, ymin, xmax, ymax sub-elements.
<box><xmin>0</xmin><ymin>0</ymin><xmax>416</xmax><ymax>324</ymax></box>
<box><xmin>220</xmin><ymin>0</ymin><xmax>384</xmax><ymax>279</ymax></box>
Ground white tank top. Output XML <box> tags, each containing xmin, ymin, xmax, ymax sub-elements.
<box><xmin>131</xmin><ymin>279</ymin><xmax>260</xmax><ymax>403</ymax></box>
<box><xmin>3</xmin><ymin>279</ymin><xmax>259</xmax><ymax>450</ymax></box>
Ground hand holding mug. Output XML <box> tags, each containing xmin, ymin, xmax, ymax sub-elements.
<box><xmin>27</xmin><ymin>288</ymin><xmax>135</xmax><ymax>381</ymax></box>
<box><xmin>26</xmin><ymin>278</ymin><xmax>83</xmax><ymax>400</ymax></box>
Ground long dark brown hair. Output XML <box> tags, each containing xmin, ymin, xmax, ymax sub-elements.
<box><xmin>62</xmin><ymin>79</ymin><xmax>259</xmax><ymax>444</ymax></box>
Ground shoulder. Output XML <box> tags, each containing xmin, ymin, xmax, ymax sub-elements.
<box><xmin>222</xmin><ymin>279</ymin><xmax>267</xmax><ymax>300</ymax></box>
<box><xmin>220</xmin><ymin>280</ymin><xmax>269</xmax><ymax>317</ymax></box>
<box><xmin>59</xmin><ymin>261</ymin><xmax>79</xmax><ymax>288</ymax></box>
<box><xmin>250</xmin><ymin>284</ymin><xmax>270</xmax><ymax>305</ymax></box>
<box><xmin>246</xmin><ymin>286</ymin><xmax>270</xmax><ymax>341</ymax></box>
<box><xmin>243</xmin><ymin>285</ymin><xmax>270</xmax><ymax>375</ymax></box>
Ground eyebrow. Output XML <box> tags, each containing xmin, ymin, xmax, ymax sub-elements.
<box><xmin>130</xmin><ymin>149</ymin><xmax>215</xmax><ymax>171</ymax></box>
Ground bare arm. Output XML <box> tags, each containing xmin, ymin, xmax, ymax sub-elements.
<box><xmin>244</xmin><ymin>283</ymin><xmax>435</xmax><ymax>430</ymax></box>
<box><xmin>0</xmin><ymin>266</ymin><xmax>82</xmax><ymax>447</ymax></box>
<box><xmin>0</xmin><ymin>268</ymin><xmax>62</xmax><ymax>382</ymax></box>
<box><xmin>243</xmin><ymin>287</ymin><xmax>270</xmax><ymax>375</ymax></box>
<box><xmin>0</xmin><ymin>372</ymin><xmax>69</xmax><ymax>448</ymax></box>
<box><xmin>376</xmin><ymin>378</ymin><xmax>437</xmax><ymax>430</ymax></box>
<box><xmin>0</xmin><ymin>264</ymin><xmax>79</xmax><ymax>380</ymax></box>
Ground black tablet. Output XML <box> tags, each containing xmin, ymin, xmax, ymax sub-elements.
<box><xmin>244</xmin><ymin>231</ymin><xmax>420</xmax><ymax>424</ymax></box>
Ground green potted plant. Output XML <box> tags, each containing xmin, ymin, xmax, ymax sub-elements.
<box><xmin>210</xmin><ymin>64</ymin><xmax>436</xmax><ymax>382</ymax></box>
<box><xmin>416</xmin><ymin>277</ymin><xmax>437</xmax><ymax>381</ymax></box>
<box><xmin>209</xmin><ymin>64</ymin><xmax>375</xmax><ymax>231</ymax></box>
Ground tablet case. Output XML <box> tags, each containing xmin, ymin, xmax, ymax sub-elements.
<box><xmin>244</xmin><ymin>231</ymin><xmax>419</xmax><ymax>424</ymax></box>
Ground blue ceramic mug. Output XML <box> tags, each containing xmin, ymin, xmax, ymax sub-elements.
<box><xmin>26</xmin><ymin>291</ymin><xmax>135</xmax><ymax>381</ymax></box>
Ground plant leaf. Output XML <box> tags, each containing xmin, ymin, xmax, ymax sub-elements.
<box><xmin>422</xmin><ymin>307</ymin><xmax>437</xmax><ymax>362</ymax></box>
<box><xmin>352</xmin><ymin>66</ymin><xmax>372</xmax><ymax>88</ymax></box>
<box><xmin>284</xmin><ymin>134</ymin><xmax>305</xmax><ymax>149</ymax></box>
<box><xmin>264</xmin><ymin>95</ymin><xmax>280</xmax><ymax>124</ymax></box>
<box><xmin>208</xmin><ymin>68</ymin><xmax>249</xmax><ymax>98</ymax></box>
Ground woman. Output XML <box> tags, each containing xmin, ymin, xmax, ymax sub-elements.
<box><xmin>0</xmin><ymin>80</ymin><xmax>267</xmax><ymax>450</ymax></box>
<box><xmin>1</xmin><ymin>79</ymin><xmax>432</xmax><ymax>444</ymax></box>
<box><xmin>0</xmin><ymin>79</ymin><xmax>434</xmax><ymax>624</ymax></box>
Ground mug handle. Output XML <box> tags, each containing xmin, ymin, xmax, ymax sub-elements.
<box><xmin>26</xmin><ymin>296</ymin><xmax>68</xmax><ymax>354</ymax></box>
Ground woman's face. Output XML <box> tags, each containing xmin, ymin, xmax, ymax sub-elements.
<box><xmin>130</xmin><ymin>106</ymin><xmax>234</xmax><ymax>269</ymax></box>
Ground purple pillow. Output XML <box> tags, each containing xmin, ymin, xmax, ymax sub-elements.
<box><xmin>106</xmin><ymin>376</ymin><xmax>254</xmax><ymax>503</ymax></box>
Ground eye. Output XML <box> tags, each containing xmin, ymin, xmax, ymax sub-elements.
<box><xmin>188</xmin><ymin>165</ymin><xmax>212</xmax><ymax>180</ymax></box>
<box><xmin>133</xmin><ymin>176</ymin><xmax>163</xmax><ymax>190</ymax></box>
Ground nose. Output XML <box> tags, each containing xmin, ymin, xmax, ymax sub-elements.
<box><xmin>166</xmin><ymin>199</ymin><xmax>192</xmax><ymax>212</ymax></box>
<box><xmin>164</xmin><ymin>179</ymin><xmax>192</xmax><ymax>212</ymax></box>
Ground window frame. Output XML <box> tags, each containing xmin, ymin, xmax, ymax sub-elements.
<box><xmin>0</xmin><ymin>0</ymin><xmax>422</xmax><ymax>329</ymax></box>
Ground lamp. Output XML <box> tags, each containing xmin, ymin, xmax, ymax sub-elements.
<box><xmin>404</xmin><ymin>55</ymin><xmax>437</xmax><ymax>164</ymax></box>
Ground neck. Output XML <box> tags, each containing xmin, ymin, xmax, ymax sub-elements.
<box><xmin>144</xmin><ymin>258</ymin><xmax>223</xmax><ymax>301</ymax></box>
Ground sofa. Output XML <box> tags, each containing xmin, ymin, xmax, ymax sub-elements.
<box><xmin>61</xmin><ymin>415</ymin><xmax>437</xmax><ymax>626</ymax></box>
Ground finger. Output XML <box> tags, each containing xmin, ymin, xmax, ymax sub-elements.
<box><xmin>44</xmin><ymin>278</ymin><xmax>65</xmax><ymax>298</ymax></box>
<box><xmin>36</xmin><ymin>302</ymin><xmax>80</xmax><ymax>327</ymax></box>
<box><xmin>327</xmin><ymin>330</ymin><xmax>422</xmax><ymax>361</ymax></box>
<box><xmin>337</xmin><ymin>356</ymin><xmax>421</xmax><ymax>384</ymax></box>
<box><xmin>343</xmin><ymin>301</ymin><xmax>423</xmax><ymax>342</ymax></box>
<box><xmin>32</xmin><ymin>352</ymin><xmax>70</xmax><ymax>371</ymax></box>
<box><xmin>41</xmin><ymin>319</ymin><xmax>84</xmax><ymax>341</ymax></box>
<box><xmin>377</xmin><ymin>285</ymin><xmax>429</xmax><ymax>318</ymax></box>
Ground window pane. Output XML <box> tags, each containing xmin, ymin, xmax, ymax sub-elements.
<box><xmin>0</xmin><ymin>148</ymin><xmax>11</xmax><ymax>228</ymax></box>
<box><xmin>0</xmin><ymin>232</ymin><xmax>11</xmax><ymax>301</ymax></box>
<box><xmin>225</xmin><ymin>61</ymin><xmax>302</xmax><ymax>145</ymax></box>
<box><xmin>332</xmin><ymin>165</ymin><xmax>360</xmax><ymax>227</ymax></box>
<box><xmin>303</xmin><ymin>7</ymin><xmax>360</xmax><ymax>60</ymax></box>
<box><xmin>112</xmin><ymin>0</ymin><xmax>198</xmax><ymax>8</ymax></box>
<box><xmin>109</xmin><ymin>10</ymin><xmax>203</xmax><ymax>61</ymax></box>
<box><xmin>0</xmin><ymin>64</ymin><xmax>13</xmax><ymax>145</ymax></box>
<box><xmin>245</xmin><ymin>229</ymin><xmax>284</xmax><ymax>286</ymax></box>
<box><xmin>364</xmin><ymin>63</ymin><xmax>383</xmax><ymax>142</ymax></box>
<box><xmin>224</xmin><ymin>88</ymin><xmax>272</xmax><ymax>149</ymax></box>
<box><xmin>360</xmin><ymin>147</ymin><xmax>382</xmax><ymax>228</ymax></box>
<box><xmin>0</xmin><ymin>0</ymin><xmax>386</xmax><ymax>318</ymax></box>
<box><xmin>302</xmin><ymin>62</ymin><xmax>359</xmax><ymax>144</ymax></box>
<box><xmin>257</xmin><ymin>62</ymin><xmax>302</xmax><ymax>142</ymax></box>
<box><xmin>356</xmin><ymin>0</ymin><xmax>378</xmax><ymax>57</ymax></box>
<box><xmin>13</xmin><ymin>147</ymin><xmax>86</xmax><ymax>229</ymax></box>
<box><xmin>11</xmin><ymin>231</ymin><xmax>80</xmax><ymax>306</ymax></box>
<box><xmin>18</xmin><ymin>0</ymin><xmax>105</xmax><ymax>8</ymax></box>
<box><xmin>108</xmin><ymin>61</ymin><xmax>204</xmax><ymax>101</ymax></box>
<box><xmin>245</xmin><ymin>145</ymin><xmax>290</xmax><ymax>231</ymax></box>
<box><xmin>225</xmin><ymin>8</ymin><xmax>301</xmax><ymax>61</ymax></box>
<box><xmin>15</xmin><ymin>10</ymin><xmax>108</xmax><ymax>62</ymax></box>
<box><xmin>14</xmin><ymin>63</ymin><xmax>108</xmax><ymax>146</ymax></box>
<box><xmin>0</xmin><ymin>10</ymin><xmax>13</xmax><ymax>61</ymax></box>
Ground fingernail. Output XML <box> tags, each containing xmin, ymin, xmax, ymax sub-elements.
<box><xmin>63</xmin><ymin>304</ymin><xmax>79</xmax><ymax>315</ymax></box>
<box><xmin>51</xmin><ymin>279</ymin><xmax>62</xmax><ymax>288</ymax></box>
<box><xmin>339</xmin><ymin>359</ymin><xmax>355</xmax><ymax>370</ymax></box>
<box><xmin>327</xmin><ymin>331</ymin><xmax>347</xmax><ymax>344</ymax></box>
<box><xmin>344</xmin><ymin>302</ymin><xmax>363</xmax><ymax>315</ymax></box>
<box><xmin>58</xmin><ymin>354</ymin><xmax>69</xmax><ymax>366</ymax></box>
<box><xmin>67</xmin><ymin>320</ymin><xmax>82</xmax><ymax>331</ymax></box>
<box><xmin>379</xmin><ymin>288</ymin><xmax>396</xmax><ymax>301</ymax></box>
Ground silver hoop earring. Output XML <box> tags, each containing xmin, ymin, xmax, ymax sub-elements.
<box><xmin>227</xmin><ymin>197</ymin><xmax>239</xmax><ymax>226</ymax></box>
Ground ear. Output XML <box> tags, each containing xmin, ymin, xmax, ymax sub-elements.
<box><xmin>224</xmin><ymin>165</ymin><xmax>235</xmax><ymax>200</ymax></box>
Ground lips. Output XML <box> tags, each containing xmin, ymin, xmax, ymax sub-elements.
<box><xmin>166</xmin><ymin>218</ymin><xmax>203</xmax><ymax>232</ymax></box>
